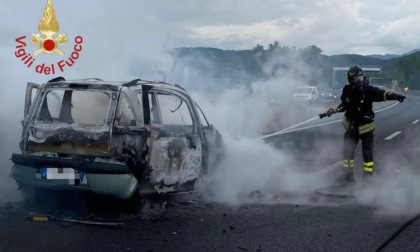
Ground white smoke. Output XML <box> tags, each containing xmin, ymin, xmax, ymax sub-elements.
<box><xmin>190</xmin><ymin>51</ymin><xmax>420</xmax><ymax>218</ymax></box>
<box><xmin>354</xmin><ymin>174</ymin><xmax>420</xmax><ymax>216</ymax></box>
<box><xmin>352</xmin><ymin>130</ymin><xmax>420</xmax><ymax>216</ymax></box>
<box><xmin>197</xmin><ymin>134</ymin><xmax>330</xmax><ymax>204</ymax></box>
<box><xmin>188</xmin><ymin>54</ymin><xmax>334</xmax><ymax>205</ymax></box>
<box><xmin>0</xmin><ymin>55</ymin><xmax>30</xmax><ymax>203</ymax></box>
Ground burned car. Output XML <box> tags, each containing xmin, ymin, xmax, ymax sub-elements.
<box><xmin>11</xmin><ymin>77</ymin><xmax>224</xmax><ymax>199</ymax></box>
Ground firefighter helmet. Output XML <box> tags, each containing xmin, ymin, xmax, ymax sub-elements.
<box><xmin>347</xmin><ymin>66</ymin><xmax>364</xmax><ymax>85</ymax></box>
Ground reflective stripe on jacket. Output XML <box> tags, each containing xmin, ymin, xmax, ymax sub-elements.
<box><xmin>342</xmin><ymin>116</ymin><xmax>375</xmax><ymax>134</ymax></box>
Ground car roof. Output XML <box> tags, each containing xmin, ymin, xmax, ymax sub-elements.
<box><xmin>40</xmin><ymin>77</ymin><xmax>189</xmax><ymax>95</ymax></box>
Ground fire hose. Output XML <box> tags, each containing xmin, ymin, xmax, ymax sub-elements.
<box><xmin>319</xmin><ymin>108</ymin><xmax>339</xmax><ymax>119</ymax></box>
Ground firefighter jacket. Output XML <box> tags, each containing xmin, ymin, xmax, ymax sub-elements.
<box><xmin>338</xmin><ymin>84</ymin><xmax>396</xmax><ymax>134</ymax></box>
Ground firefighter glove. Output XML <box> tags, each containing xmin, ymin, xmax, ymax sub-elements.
<box><xmin>397</xmin><ymin>94</ymin><xmax>406</xmax><ymax>103</ymax></box>
<box><xmin>388</xmin><ymin>93</ymin><xmax>406</xmax><ymax>102</ymax></box>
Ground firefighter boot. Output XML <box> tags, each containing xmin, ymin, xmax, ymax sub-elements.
<box><xmin>334</xmin><ymin>170</ymin><xmax>355</xmax><ymax>185</ymax></box>
<box><xmin>363</xmin><ymin>171</ymin><xmax>373</xmax><ymax>177</ymax></box>
<box><xmin>361</xmin><ymin>171</ymin><xmax>373</xmax><ymax>186</ymax></box>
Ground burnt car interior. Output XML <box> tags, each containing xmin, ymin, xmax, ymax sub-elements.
<box><xmin>11</xmin><ymin>76</ymin><xmax>224</xmax><ymax>198</ymax></box>
<box><xmin>38</xmin><ymin>89</ymin><xmax>110</xmax><ymax>126</ymax></box>
<box><xmin>148</xmin><ymin>91</ymin><xmax>194</xmax><ymax>134</ymax></box>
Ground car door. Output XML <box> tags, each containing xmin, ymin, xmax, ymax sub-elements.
<box><xmin>24</xmin><ymin>82</ymin><xmax>41</xmax><ymax>121</ymax></box>
<box><xmin>194</xmin><ymin>103</ymin><xmax>222</xmax><ymax>174</ymax></box>
<box><xmin>21</xmin><ymin>82</ymin><xmax>41</xmax><ymax>145</ymax></box>
<box><xmin>140</xmin><ymin>85</ymin><xmax>203</xmax><ymax>188</ymax></box>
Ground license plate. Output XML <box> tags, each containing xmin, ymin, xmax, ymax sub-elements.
<box><xmin>37</xmin><ymin>167</ymin><xmax>86</xmax><ymax>185</ymax></box>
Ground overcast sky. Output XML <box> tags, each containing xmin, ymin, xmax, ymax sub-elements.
<box><xmin>2</xmin><ymin>0</ymin><xmax>420</xmax><ymax>57</ymax></box>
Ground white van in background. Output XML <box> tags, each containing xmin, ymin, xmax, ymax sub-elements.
<box><xmin>292</xmin><ymin>86</ymin><xmax>319</xmax><ymax>102</ymax></box>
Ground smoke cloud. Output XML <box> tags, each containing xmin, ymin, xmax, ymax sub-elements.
<box><xmin>352</xmin><ymin>127</ymin><xmax>420</xmax><ymax>216</ymax></box>
<box><xmin>0</xmin><ymin>58</ymin><xmax>28</xmax><ymax>203</ymax></box>
<box><xmin>354</xmin><ymin>174</ymin><xmax>420</xmax><ymax>216</ymax></box>
<box><xmin>189</xmin><ymin>51</ymin><xmax>333</xmax><ymax>205</ymax></box>
<box><xmin>189</xmin><ymin>49</ymin><xmax>420</xmax><ymax>218</ymax></box>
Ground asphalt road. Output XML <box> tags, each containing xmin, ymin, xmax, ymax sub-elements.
<box><xmin>1</xmin><ymin>91</ymin><xmax>420</xmax><ymax>252</ymax></box>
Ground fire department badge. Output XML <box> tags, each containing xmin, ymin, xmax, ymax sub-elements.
<box><xmin>14</xmin><ymin>0</ymin><xmax>84</xmax><ymax>75</ymax></box>
<box><xmin>31</xmin><ymin>0</ymin><xmax>68</xmax><ymax>56</ymax></box>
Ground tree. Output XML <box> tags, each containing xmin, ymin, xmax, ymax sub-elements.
<box><xmin>268</xmin><ymin>41</ymin><xmax>280</xmax><ymax>51</ymax></box>
<box><xmin>252</xmin><ymin>44</ymin><xmax>264</xmax><ymax>51</ymax></box>
<box><xmin>301</xmin><ymin>45</ymin><xmax>323</xmax><ymax>62</ymax></box>
<box><xmin>398</xmin><ymin>53</ymin><xmax>420</xmax><ymax>89</ymax></box>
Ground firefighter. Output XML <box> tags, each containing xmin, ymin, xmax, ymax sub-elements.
<box><xmin>322</xmin><ymin>66</ymin><xmax>406</xmax><ymax>184</ymax></box>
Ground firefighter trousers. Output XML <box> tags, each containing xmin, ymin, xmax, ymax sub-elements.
<box><xmin>343</xmin><ymin>129</ymin><xmax>374</xmax><ymax>174</ymax></box>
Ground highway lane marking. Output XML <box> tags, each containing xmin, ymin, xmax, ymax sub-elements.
<box><xmin>385</xmin><ymin>131</ymin><xmax>402</xmax><ymax>140</ymax></box>
<box><xmin>261</xmin><ymin>101</ymin><xmax>399</xmax><ymax>139</ymax></box>
<box><xmin>412</xmin><ymin>120</ymin><xmax>419</xmax><ymax>124</ymax></box>
<box><xmin>374</xmin><ymin>101</ymin><xmax>399</xmax><ymax>113</ymax></box>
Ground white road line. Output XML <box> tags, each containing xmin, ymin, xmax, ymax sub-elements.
<box><xmin>412</xmin><ymin>120</ymin><xmax>419</xmax><ymax>124</ymax></box>
<box><xmin>374</xmin><ymin>101</ymin><xmax>399</xmax><ymax>112</ymax></box>
<box><xmin>385</xmin><ymin>131</ymin><xmax>402</xmax><ymax>140</ymax></box>
<box><xmin>315</xmin><ymin>161</ymin><xmax>343</xmax><ymax>175</ymax></box>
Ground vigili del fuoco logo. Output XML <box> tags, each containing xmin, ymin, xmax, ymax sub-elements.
<box><xmin>14</xmin><ymin>0</ymin><xmax>83</xmax><ymax>75</ymax></box>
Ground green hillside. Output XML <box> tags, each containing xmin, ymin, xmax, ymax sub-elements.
<box><xmin>171</xmin><ymin>44</ymin><xmax>420</xmax><ymax>90</ymax></box>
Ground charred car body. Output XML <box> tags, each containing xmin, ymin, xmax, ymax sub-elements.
<box><xmin>11</xmin><ymin>77</ymin><xmax>224</xmax><ymax>199</ymax></box>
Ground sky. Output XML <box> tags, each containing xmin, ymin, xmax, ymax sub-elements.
<box><xmin>1</xmin><ymin>0</ymin><xmax>420</xmax><ymax>212</ymax></box>
<box><xmin>2</xmin><ymin>0</ymin><xmax>420</xmax><ymax>59</ymax></box>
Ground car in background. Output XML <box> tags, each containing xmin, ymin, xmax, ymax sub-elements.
<box><xmin>10</xmin><ymin>77</ymin><xmax>224</xmax><ymax>200</ymax></box>
<box><xmin>320</xmin><ymin>88</ymin><xmax>335</xmax><ymax>101</ymax></box>
<box><xmin>292</xmin><ymin>86</ymin><xmax>319</xmax><ymax>102</ymax></box>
